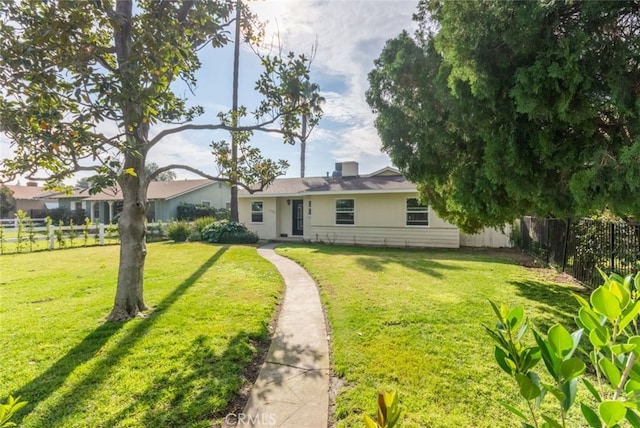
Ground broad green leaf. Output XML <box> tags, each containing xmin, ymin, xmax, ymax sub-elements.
<box><xmin>548</xmin><ymin>324</ymin><xmax>573</xmax><ymax>358</ymax></box>
<box><xmin>589</xmin><ymin>326</ymin><xmax>610</xmax><ymax>349</ymax></box>
<box><xmin>498</xmin><ymin>401</ymin><xmax>528</xmax><ymax>420</ymax></box>
<box><xmin>596</xmin><ymin>267</ymin><xmax>609</xmax><ymax>283</ymax></box>
<box><xmin>611</xmin><ymin>343</ymin><xmax>637</xmax><ymax>355</ymax></box>
<box><xmin>540</xmin><ymin>414</ymin><xmax>563</xmax><ymax>428</ymax></box>
<box><xmin>599</xmin><ymin>357</ymin><xmax>621</xmax><ymax>388</ymax></box>
<box><xmin>619</xmin><ymin>301</ymin><xmax>640</xmax><ymax>332</ymax></box>
<box><xmin>507</xmin><ymin>306</ymin><xmax>525</xmax><ymax>331</ymax></box>
<box><xmin>630</xmin><ymin>336</ymin><xmax>640</xmax><ymax>358</ymax></box>
<box><xmin>574</xmin><ymin>292</ymin><xmax>592</xmax><ymax>310</ymax></box>
<box><xmin>609</xmin><ymin>279</ymin><xmax>631</xmax><ymax>309</ymax></box>
<box><xmin>599</xmin><ymin>401</ymin><xmax>626</xmax><ymax>427</ymax></box>
<box><xmin>625</xmin><ymin>379</ymin><xmax>640</xmax><ymax>395</ymax></box>
<box><xmin>580</xmin><ymin>403</ymin><xmax>602</xmax><ymax>428</ymax></box>
<box><xmin>578</xmin><ymin>307</ymin><xmax>603</xmax><ymax>331</ymax></box>
<box><xmin>583</xmin><ymin>378</ymin><xmax>603</xmax><ymax>402</ymax></box>
<box><xmin>534</xmin><ymin>330</ymin><xmax>559</xmax><ymax>378</ymax></box>
<box><xmin>489</xmin><ymin>300</ymin><xmax>507</xmax><ymax>325</ymax></box>
<box><xmin>364</xmin><ymin>414</ymin><xmax>378</xmax><ymax>428</ymax></box>
<box><xmin>521</xmin><ymin>346</ymin><xmax>542</xmax><ymax>372</ymax></box>
<box><xmin>560</xmin><ymin>358</ymin><xmax>586</xmax><ymax>380</ymax></box>
<box><xmin>541</xmin><ymin>382</ymin><xmax>566</xmax><ymax>403</ymax></box>
<box><xmin>591</xmin><ymin>287</ymin><xmax>622</xmax><ymax>321</ymax></box>
<box><xmin>516</xmin><ymin>373</ymin><xmax>542</xmax><ymax>400</ymax></box>
<box><xmin>561</xmin><ymin>378</ymin><xmax>578</xmax><ymax>411</ymax></box>
<box><xmin>495</xmin><ymin>346</ymin><xmax>516</xmax><ymax>375</ymax></box>
<box><xmin>626</xmin><ymin>408</ymin><xmax>640</xmax><ymax>427</ymax></box>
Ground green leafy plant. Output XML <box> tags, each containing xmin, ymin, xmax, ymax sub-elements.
<box><xmin>68</xmin><ymin>219</ymin><xmax>76</xmax><ymax>247</ymax></box>
<box><xmin>55</xmin><ymin>220</ymin><xmax>65</xmax><ymax>248</ymax></box>
<box><xmin>0</xmin><ymin>395</ymin><xmax>27</xmax><ymax>428</ymax></box>
<box><xmin>15</xmin><ymin>210</ymin><xmax>27</xmax><ymax>253</ymax></box>
<box><xmin>26</xmin><ymin>216</ymin><xmax>36</xmax><ymax>252</ymax></box>
<box><xmin>201</xmin><ymin>220</ymin><xmax>259</xmax><ymax>244</ymax></box>
<box><xmin>486</xmin><ymin>270</ymin><xmax>640</xmax><ymax>427</ymax></box>
<box><xmin>166</xmin><ymin>221</ymin><xmax>191</xmax><ymax>243</ymax></box>
<box><xmin>0</xmin><ymin>224</ymin><xmax>4</xmax><ymax>255</ymax></box>
<box><xmin>83</xmin><ymin>217</ymin><xmax>91</xmax><ymax>246</ymax></box>
<box><xmin>45</xmin><ymin>216</ymin><xmax>52</xmax><ymax>250</ymax></box>
<box><xmin>364</xmin><ymin>390</ymin><xmax>402</xmax><ymax>428</ymax></box>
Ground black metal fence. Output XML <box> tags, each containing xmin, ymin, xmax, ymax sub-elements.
<box><xmin>520</xmin><ymin>216</ymin><xmax>640</xmax><ymax>289</ymax></box>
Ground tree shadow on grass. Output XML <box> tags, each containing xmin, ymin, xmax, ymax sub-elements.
<box><xmin>12</xmin><ymin>246</ymin><xmax>228</xmax><ymax>426</ymax></box>
<box><xmin>354</xmin><ymin>256</ymin><xmax>461</xmax><ymax>279</ymax></box>
<box><xmin>508</xmin><ymin>279</ymin><xmax>581</xmax><ymax>333</ymax></box>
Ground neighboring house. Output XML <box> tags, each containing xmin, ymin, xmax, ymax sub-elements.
<box><xmin>1</xmin><ymin>179</ymin><xmax>230</xmax><ymax>223</ymax></box>
<box><xmin>238</xmin><ymin>162</ymin><xmax>461</xmax><ymax>248</ymax></box>
<box><xmin>2</xmin><ymin>182</ymin><xmax>59</xmax><ymax>218</ymax></box>
<box><xmin>75</xmin><ymin>179</ymin><xmax>231</xmax><ymax>223</ymax></box>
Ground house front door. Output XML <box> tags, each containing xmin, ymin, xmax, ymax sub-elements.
<box><xmin>292</xmin><ymin>200</ymin><xmax>303</xmax><ymax>236</ymax></box>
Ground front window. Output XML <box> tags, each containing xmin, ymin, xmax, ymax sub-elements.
<box><xmin>201</xmin><ymin>200</ymin><xmax>211</xmax><ymax>207</ymax></box>
<box><xmin>251</xmin><ymin>201</ymin><xmax>263</xmax><ymax>223</ymax></box>
<box><xmin>406</xmin><ymin>198</ymin><xmax>429</xmax><ymax>226</ymax></box>
<box><xmin>335</xmin><ymin>199</ymin><xmax>355</xmax><ymax>225</ymax></box>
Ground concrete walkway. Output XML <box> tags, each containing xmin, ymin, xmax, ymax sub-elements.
<box><xmin>236</xmin><ymin>243</ymin><xmax>330</xmax><ymax>428</ymax></box>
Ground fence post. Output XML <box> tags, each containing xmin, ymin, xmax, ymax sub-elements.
<box><xmin>610</xmin><ymin>222</ymin><xmax>615</xmax><ymax>273</ymax></box>
<box><xmin>562</xmin><ymin>218</ymin><xmax>570</xmax><ymax>273</ymax></box>
<box><xmin>49</xmin><ymin>228</ymin><xmax>55</xmax><ymax>250</ymax></box>
<box><xmin>99</xmin><ymin>223</ymin><xmax>105</xmax><ymax>245</ymax></box>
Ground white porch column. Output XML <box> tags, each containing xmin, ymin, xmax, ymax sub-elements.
<box><xmin>108</xmin><ymin>201</ymin><xmax>114</xmax><ymax>223</ymax></box>
<box><xmin>89</xmin><ymin>201</ymin><xmax>95</xmax><ymax>222</ymax></box>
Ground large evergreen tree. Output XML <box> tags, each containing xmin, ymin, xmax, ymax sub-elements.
<box><xmin>0</xmin><ymin>0</ymin><xmax>322</xmax><ymax>320</ymax></box>
<box><xmin>367</xmin><ymin>0</ymin><xmax>640</xmax><ymax>232</ymax></box>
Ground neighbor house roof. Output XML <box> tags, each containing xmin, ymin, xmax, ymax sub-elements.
<box><xmin>84</xmin><ymin>179</ymin><xmax>217</xmax><ymax>201</ymax></box>
<box><xmin>3</xmin><ymin>184</ymin><xmax>58</xmax><ymax>200</ymax></box>
<box><xmin>239</xmin><ymin>169</ymin><xmax>416</xmax><ymax>198</ymax></box>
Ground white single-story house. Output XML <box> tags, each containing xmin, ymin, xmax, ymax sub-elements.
<box><xmin>3</xmin><ymin>179</ymin><xmax>231</xmax><ymax>223</ymax></box>
<box><xmin>238</xmin><ymin>162</ymin><xmax>461</xmax><ymax>248</ymax></box>
<box><xmin>79</xmin><ymin>179</ymin><xmax>231</xmax><ymax>223</ymax></box>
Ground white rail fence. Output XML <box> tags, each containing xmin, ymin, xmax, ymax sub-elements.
<box><xmin>1</xmin><ymin>219</ymin><xmax>166</xmax><ymax>251</ymax></box>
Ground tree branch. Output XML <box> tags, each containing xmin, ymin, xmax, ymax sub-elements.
<box><xmin>146</xmin><ymin>118</ymin><xmax>291</xmax><ymax>151</ymax></box>
<box><xmin>145</xmin><ymin>164</ymin><xmax>269</xmax><ymax>194</ymax></box>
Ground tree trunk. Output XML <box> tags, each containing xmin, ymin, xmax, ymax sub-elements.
<box><xmin>107</xmin><ymin>154</ymin><xmax>149</xmax><ymax>321</ymax></box>
<box><xmin>300</xmin><ymin>114</ymin><xmax>307</xmax><ymax>178</ymax></box>
<box><xmin>229</xmin><ymin>0</ymin><xmax>242</xmax><ymax>222</ymax></box>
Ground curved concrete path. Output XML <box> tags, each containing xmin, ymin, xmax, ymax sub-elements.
<box><xmin>236</xmin><ymin>243</ymin><xmax>330</xmax><ymax>427</ymax></box>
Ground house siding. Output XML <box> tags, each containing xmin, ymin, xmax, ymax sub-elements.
<box><xmin>460</xmin><ymin>225</ymin><xmax>513</xmax><ymax>248</ymax></box>
<box><xmin>155</xmin><ymin>183</ymin><xmax>230</xmax><ymax>221</ymax></box>
<box><xmin>305</xmin><ymin>193</ymin><xmax>459</xmax><ymax>248</ymax></box>
<box><xmin>240</xmin><ymin>192</ymin><xmax>459</xmax><ymax>248</ymax></box>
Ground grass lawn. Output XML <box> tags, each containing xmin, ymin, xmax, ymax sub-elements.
<box><xmin>276</xmin><ymin>244</ymin><xmax>588</xmax><ymax>428</ymax></box>
<box><xmin>0</xmin><ymin>242</ymin><xmax>283</xmax><ymax>427</ymax></box>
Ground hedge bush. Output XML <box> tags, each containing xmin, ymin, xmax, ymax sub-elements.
<box><xmin>166</xmin><ymin>221</ymin><xmax>191</xmax><ymax>242</ymax></box>
<box><xmin>201</xmin><ymin>220</ymin><xmax>259</xmax><ymax>244</ymax></box>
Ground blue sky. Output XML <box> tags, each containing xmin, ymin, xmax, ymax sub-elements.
<box><xmin>2</xmin><ymin>1</ymin><xmax>419</xmax><ymax>183</ymax></box>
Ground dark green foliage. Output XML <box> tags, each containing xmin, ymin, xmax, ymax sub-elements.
<box><xmin>45</xmin><ymin>208</ymin><xmax>87</xmax><ymax>226</ymax></box>
<box><xmin>367</xmin><ymin>1</ymin><xmax>640</xmax><ymax>232</ymax></box>
<box><xmin>201</xmin><ymin>220</ymin><xmax>259</xmax><ymax>244</ymax></box>
<box><xmin>176</xmin><ymin>204</ymin><xmax>228</xmax><ymax>221</ymax></box>
<box><xmin>0</xmin><ymin>185</ymin><xmax>14</xmax><ymax>218</ymax></box>
<box><xmin>166</xmin><ymin>221</ymin><xmax>191</xmax><ymax>243</ymax></box>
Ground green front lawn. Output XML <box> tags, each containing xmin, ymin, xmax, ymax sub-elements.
<box><xmin>0</xmin><ymin>242</ymin><xmax>282</xmax><ymax>427</ymax></box>
<box><xmin>276</xmin><ymin>244</ymin><xmax>586</xmax><ymax>427</ymax></box>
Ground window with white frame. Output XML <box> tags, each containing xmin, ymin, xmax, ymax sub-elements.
<box><xmin>201</xmin><ymin>200</ymin><xmax>211</xmax><ymax>207</ymax></box>
<box><xmin>335</xmin><ymin>199</ymin><xmax>355</xmax><ymax>225</ymax></box>
<box><xmin>251</xmin><ymin>201</ymin><xmax>263</xmax><ymax>223</ymax></box>
<box><xmin>406</xmin><ymin>198</ymin><xmax>429</xmax><ymax>226</ymax></box>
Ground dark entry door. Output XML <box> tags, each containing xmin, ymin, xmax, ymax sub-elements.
<box><xmin>292</xmin><ymin>200</ymin><xmax>304</xmax><ymax>236</ymax></box>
